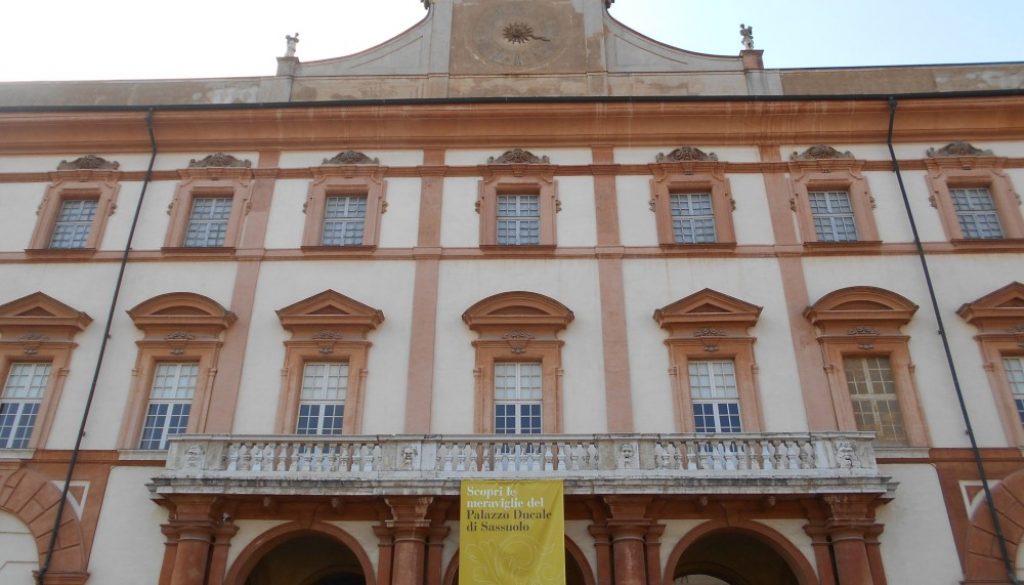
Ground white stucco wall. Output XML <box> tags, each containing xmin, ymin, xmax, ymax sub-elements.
<box><xmin>729</xmin><ymin>174</ymin><xmax>774</xmax><ymax>245</ymax></box>
<box><xmin>876</xmin><ymin>464</ymin><xmax>963</xmax><ymax>584</ymax></box>
<box><xmin>556</xmin><ymin>176</ymin><xmax>597</xmax><ymax>247</ymax></box>
<box><xmin>616</xmin><ymin>176</ymin><xmax>658</xmax><ymax>247</ymax></box>
<box><xmin>440</xmin><ymin>177</ymin><xmax>480</xmax><ymax>248</ymax></box>
<box><xmin>432</xmin><ymin>259</ymin><xmax>606</xmax><ymax>434</ymax></box>
<box><xmin>88</xmin><ymin>466</ymin><xmax>169</xmax><ymax>585</ymax></box>
<box><xmin>379</xmin><ymin>178</ymin><xmax>422</xmax><ymax>248</ymax></box>
<box><xmin>0</xmin><ymin>510</ymin><xmax>38</xmax><ymax>585</ymax></box>
<box><xmin>0</xmin><ymin>183</ymin><xmax>46</xmax><ymax>251</ymax></box>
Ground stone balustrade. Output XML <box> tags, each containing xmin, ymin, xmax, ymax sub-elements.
<box><xmin>151</xmin><ymin>432</ymin><xmax>892</xmax><ymax>497</ymax></box>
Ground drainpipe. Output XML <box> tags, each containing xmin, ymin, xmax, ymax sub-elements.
<box><xmin>886</xmin><ymin>97</ymin><xmax>1019</xmax><ymax>585</ymax></box>
<box><xmin>35</xmin><ymin>108</ymin><xmax>159</xmax><ymax>585</ymax></box>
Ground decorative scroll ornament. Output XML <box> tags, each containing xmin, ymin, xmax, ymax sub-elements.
<box><xmin>19</xmin><ymin>332</ymin><xmax>49</xmax><ymax>355</ymax></box>
<box><xmin>693</xmin><ymin>327</ymin><xmax>727</xmax><ymax>338</ymax></box>
<box><xmin>656</xmin><ymin>146</ymin><xmax>718</xmax><ymax>163</ymax></box>
<box><xmin>189</xmin><ymin>153</ymin><xmax>252</xmax><ymax>168</ymax></box>
<box><xmin>57</xmin><ymin>155</ymin><xmax>120</xmax><ymax>171</ymax></box>
<box><xmin>488</xmin><ymin>149</ymin><xmax>550</xmax><ymax>165</ymax></box>
<box><xmin>165</xmin><ymin>331</ymin><xmax>196</xmax><ymax>355</ymax></box>
<box><xmin>791</xmin><ymin>145</ymin><xmax>854</xmax><ymax>160</ymax></box>
<box><xmin>322</xmin><ymin>150</ymin><xmax>381</xmax><ymax>165</ymax></box>
<box><xmin>926</xmin><ymin>141</ymin><xmax>994</xmax><ymax>158</ymax></box>
<box><xmin>847</xmin><ymin>325</ymin><xmax>880</xmax><ymax>350</ymax></box>
<box><xmin>502</xmin><ymin>329</ymin><xmax>535</xmax><ymax>354</ymax></box>
<box><xmin>312</xmin><ymin>330</ymin><xmax>345</xmax><ymax>354</ymax></box>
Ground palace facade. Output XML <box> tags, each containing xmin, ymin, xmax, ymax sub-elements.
<box><xmin>2</xmin><ymin>1</ymin><xmax>1024</xmax><ymax>584</ymax></box>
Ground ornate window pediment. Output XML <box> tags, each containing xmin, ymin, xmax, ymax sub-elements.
<box><xmin>957</xmin><ymin>282</ymin><xmax>1024</xmax><ymax>333</ymax></box>
<box><xmin>462</xmin><ymin>291</ymin><xmax>574</xmax><ymax>339</ymax></box>
<box><xmin>128</xmin><ymin>292</ymin><xmax>236</xmax><ymax>339</ymax></box>
<box><xmin>804</xmin><ymin>287</ymin><xmax>917</xmax><ymax>337</ymax></box>
<box><xmin>276</xmin><ymin>289</ymin><xmax>385</xmax><ymax>340</ymax></box>
<box><xmin>653</xmin><ymin>288</ymin><xmax>761</xmax><ymax>337</ymax></box>
<box><xmin>0</xmin><ymin>292</ymin><xmax>92</xmax><ymax>340</ymax></box>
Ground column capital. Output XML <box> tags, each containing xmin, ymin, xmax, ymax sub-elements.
<box><xmin>824</xmin><ymin>494</ymin><xmax>881</xmax><ymax>532</ymax></box>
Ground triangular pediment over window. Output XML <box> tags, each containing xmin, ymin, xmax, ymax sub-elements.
<box><xmin>276</xmin><ymin>290</ymin><xmax>384</xmax><ymax>338</ymax></box>
<box><xmin>958</xmin><ymin>282</ymin><xmax>1024</xmax><ymax>332</ymax></box>
<box><xmin>654</xmin><ymin>288</ymin><xmax>761</xmax><ymax>337</ymax></box>
<box><xmin>0</xmin><ymin>292</ymin><xmax>92</xmax><ymax>338</ymax></box>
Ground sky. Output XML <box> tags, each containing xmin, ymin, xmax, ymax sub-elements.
<box><xmin>0</xmin><ymin>1</ymin><xmax>1020</xmax><ymax>82</ymax></box>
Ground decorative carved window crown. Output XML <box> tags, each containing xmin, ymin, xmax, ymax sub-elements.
<box><xmin>487</xmin><ymin>149</ymin><xmax>550</xmax><ymax>165</ymax></box>
<box><xmin>463</xmin><ymin>291</ymin><xmax>574</xmax><ymax>340</ymax></box>
<box><xmin>927</xmin><ymin>141</ymin><xmax>995</xmax><ymax>158</ymax></box>
<box><xmin>0</xmin><ymin>292</ymin><xmax>92</xmax><ymax>348</ymax></box>
<box><xmin>655</xmin><ymin>146</ymin><xmax>718</xmax><ymax>163</ymax></box>
<box><xmin>128</xmin><ymin>292</ymin><xmax>236</xmax><ymax>341</ymax></box>
<box><xmin>276</xmin><ymin>290</ymin><xmax>385</xmax><ymax>341</ymax></box>
<box><xmin>188</xmin><ymin>153</ymin><xmax>252</xmax><ymax>168</ymax></box>
<box><xmin>654</xmin><ymin>288</ymin><xmax>762</xmax><ymax>339</ymax></box>
<box><xmin>56</xmin><ymin>155</ymin><xmax>120</xmax><ymax>171</ymax></box>
<box><xmin>804</xmin><ymin>287</ymin><xmax>917</xmax><ymax>337</ymax></box>
<box><xmin>322</xmin><ymin>150</ymin><xmax>381</xmax><ymax>166</ymax></box>
<box><xmin>958</xmin><ymin>282</ymin><xmax>1024</xmax><ymax>333</ymax></box>
<box><xmin>790</xmin><ymin>145</ymin><xmax>854</xmax><ymax>161</ymax></box>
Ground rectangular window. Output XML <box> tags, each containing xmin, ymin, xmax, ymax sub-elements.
<box><xmin>494</xmin><ymin>362</ymin><xmax>542</xmax><ymax>435</ymax></box>
<box><xmin>496</xmin><ymin>195</ymin><xmax>541</xmax><ymax>245</ymax></box>
<box><xmin>0</xmin><ymin>363</ymin><xmax>51</xmax><ymax>449</ymax></box>
<box><xmin>1003</xmin><ymin>357</ymin><xmax>1024</xmax><ymax>425</ymax></box>
<box><xmin>689</xmin><ymin>360</ymin><xmax>742</xmax><ymax>433</ymax></box>
<box><xmin>808</xmin><ymin>190</ymin><xmax>858</xmax><ymax>242</ymax></box>
<box><xmin>183</xmin><ymin>197</ymin><xmax>232</xmax><ymax>247</ymax></box>
<box><xmin>844</xmin><ymin>356</ymin><xmax>905</xmax><ymax>444</ymax></box>
<box><xmin>49</xmin><ymin>199</ymin><xmax>98</xmax><ymax>249</ymax></box>
<box><xmin>296</xmin><ymin>362</ymin><xmax>348</xmax><ymax>435</ymax></box>
<box><xmin>951</xmin><ymin>187</ymin><xmax>1003</xmax><ymax>240</ymax></box>
<box><xmin>670</xmin><ymin>192</ymin><xmax>717</xmax><ymax>244</ymax></box>
<box><xmin>321</xmin><ymin>195</ymin><xmax>367</xmax><ymax>246</ymax></box>
<box><xmin>139</xmin><ymin>362</ymin><xmax>198</xmax><ymax>450</ymax></box>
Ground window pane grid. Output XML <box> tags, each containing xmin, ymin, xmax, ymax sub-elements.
<box><xmin>140</xmin><ymin>363</ymin><xmax>198</xmax><ymax>450</ymax></box>
<box><xmin>494</xmin><ymin>362</ymin><xmax>543</xmax><ymax>434</ymax></box>
<box><xmin>184</xmin><ymin>197</ymin><xmax>232</xmax><ymax>247</ymax></box>
<box><xmin>49</xmin><ymin>199</ymin><xmax>97</xmax><ymax>249</ymax></box>
<box><xmin>844</xmin><ymin>356</ymin><xmax>905</xmax><ymax>443</ymax></box>
<box><xmin>808</xmin><ymin>191</ymin><xmax>858</xmax><ymax>242</ymax></box>
<box><xmin>670</xmin><ymin>193</ymin><xmax>717</xmax><ymax>244</ymax></box>
<box><xmin>321</xmin><ymin>195</ymin><xmax>367</xmax><ymax>246</ymax></box>
<box><xmin>297</xmin><ymin>362</ymin><xmax>348</xmax><ymax>435</ymax></box>
<box><xmin>688</xmin><ymin>360</ymin><xmax>742</xmax><ymax>433</ymax></box>
<box><xmin>951</xmin><ymin>188</ymin><xmax>1003</xmax><ymax>239</ymax></box>
<box><xmin>1003</xmin><ymin>357</ymin><xmax>1024</xmax><ymax>425</ymax></box>
<box><xmin>497</xmin><ymin>195</ymin><xmax>540</xmax><ymax>245</ymax></box>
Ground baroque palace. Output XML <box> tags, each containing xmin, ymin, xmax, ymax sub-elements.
<box><xmin>2</xmin><ymin>1</ymin><xmax>1024</xmax><ymax>584</ymax></box>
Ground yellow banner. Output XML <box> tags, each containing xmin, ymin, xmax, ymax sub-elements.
<box><xmin>460</xmin><ymin>480</ymin><xmax>565</xmax><ymax>585</ymax></box>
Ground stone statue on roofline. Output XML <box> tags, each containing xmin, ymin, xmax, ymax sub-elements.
<box><xmin>285</xmin><ymin>33</ymin><xmax>300</xmax><ymax>58</ymax></box>
<box><xmin>740</xmin><ymin>24</ymin><xmax>754</xmax><ymax>50</ymax></box>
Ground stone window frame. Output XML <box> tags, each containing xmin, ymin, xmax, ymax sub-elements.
<box><xmin>804</xmin><ymin>286</ymin><xmax>930</xmax><ymax>447</ymax></box>
<box><xmin>301</xmin><ymin>155</ymin><xmax>388</xmax><ymax>250</ymax></box>
<box><xmin>788</xmin><ymin>155</ymin><xmax>880</xmax><ymax>247</ymax></box>
<box><xmin>275</xmin><ymin>290</ymin><xmax>384</xmax><ymax>434</ymax></box>
<box><xmin>654</xmin><ymin>288</ymin><xmax>764</xmax><ymax>433</ymax></box>
<box><xmin>462</xmin><ymin>291</ymin><xmax>574</xmax><ymax>433</ymax></box>
<box><xmin>477</xmin><ymin>151</ymin><xmax>559</xmax><ymax>250</ymax></box>
<box><xmin>163</xmin><ymin>162</ymin><xmax>254</xmax><ymax>252</ymax></box>
<box><xmin>957</xmin><ymin>282</ymin><xmax>1024</xmax><ymax>446</ymax></box>
<box><xmin>924</xmin><ymin>144</ymin><xmax>1023</xmax><ymax>244</ymax></box>
<box><xmin>27</xmin><ymin>166</ymin><xmax>121</xmax><ymax>254</ymax></box>
<box><xmin>119</xmin><ymin>293</ymin><xmax>236</xmax><ymax>449</ymax></box>
<box><xmin>0</xmin><ymin>292</ymin><xmax>91</xmax><ymax>451</ymax></box>
<box><xmin>649</xmin><ymin>155</ymin><xmax>736</xmax><ymax>249</ymax></box>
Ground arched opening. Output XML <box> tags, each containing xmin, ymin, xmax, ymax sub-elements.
<box><xmin>241</xmin><ymin>533</ymin><xmax>367</xmax><ymax>585</ymax></box>
<box><xmin>0</xmin><ymin>510</ymin><xmax>38</xmax><ymax>583</ymax></box>
<box><xmin>672</xmin><ymin>531</ymin><xmax>801</xmax><ymax>585</ymax></box>
<box><xmin>444</xmin><ymin>538</ymin><xmax>594</xmax><ymax>585</ymax></box>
